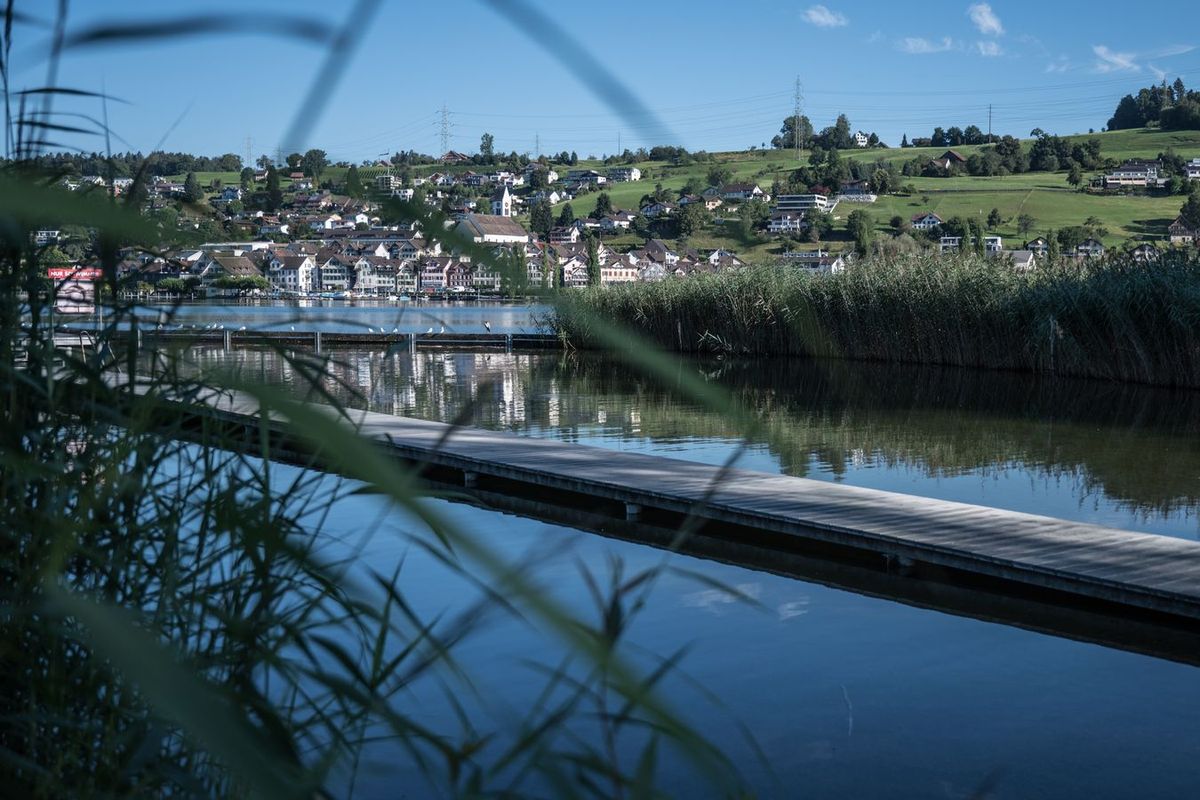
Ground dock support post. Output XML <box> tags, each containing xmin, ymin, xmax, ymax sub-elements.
<box><xmin>315</xmin><ymin>331</ymin><xmax>322</xmax><ymax>354</ymax></box>
<box><xmin>409</xmin><ymin>333</ymin><xmax>416</xmax><ymax>355</ymax></box>
<box><xmin>506</xmin><ymin>333</ymin><xmax>512</xmax><ymax>353</ymax></box>
<box><xmin>223</xmin><ymin>329</ymin><xmax>231</xmax><ymax>351</ymax></box>
<box><xmin>463</xmin><ymin>471</ymin><xmax>478</xmax><ymax>488</ymax></box>
<box><xmin>624</xmin><ymin>503</ymin><xmax>641</xmax><ymax>520</ymax></box>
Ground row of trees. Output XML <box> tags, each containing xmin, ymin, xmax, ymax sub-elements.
<box><xmin>771</xmin><ymin>114</ymin><xmax>880</xmax><ymax>151</ymax></box>
<box><xmin>900</xmin><ymin>125</ymin><xmax>997</xmax><ymax>148</ymax></box>
<box><xmin>1107</xmin><ymin>78</ymin><xmax>1200</xmax><ymax>131</ymax></box>
<box><xmin>21</xmin><ymin>150</ymin><xmax>244</xmax><ymax>178</ymax></box>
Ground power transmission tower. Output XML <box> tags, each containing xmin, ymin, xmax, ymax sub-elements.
<box><xmin>244</xmin><ymin>136</ymin><xmax>252</xmax><ymax>170</ymax></box>
<box><xmin>988</xmin><ymin>103</ymin><xmax>993</xmax><ymax>142</ymax></box>
<box><xmin>535</xmin><ymin>133</ymin><xmax>540</xmax><ymax>157</ymax></box>
<box><xmin>438</xmin><ymin>105</ymin><xmax>452</xmax><ymax>155</ymax></box>
<box><xmin>793</xmin><ymin>76</ymin><xmax>804</xmax><ymax>162</ymax></box>
<box><xmin>617</xmin><ymin>130</ymin><xmax>621</xmax><ymax>155</ymax></box>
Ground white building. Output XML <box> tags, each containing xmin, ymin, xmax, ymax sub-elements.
<box><xmin>608</xmin><ymin>166</ymin><xmax>642</xmax><ymax>182</ymax></box>
<box><xmin>774</xmin><ymin>194</ymin><xmax>829</xmax><ymax>213</ymax></box>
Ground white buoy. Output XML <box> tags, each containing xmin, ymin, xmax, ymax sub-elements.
<box><xmin>483</xmin><ymin>320</ymin><xmax>491</xmax><ymax>333</ymax></box>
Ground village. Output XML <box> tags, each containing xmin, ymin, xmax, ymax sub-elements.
<box><xmin>51</xmin><ymin>140</ymin><xmax>1200</xmax><ymax>299</ymax></box>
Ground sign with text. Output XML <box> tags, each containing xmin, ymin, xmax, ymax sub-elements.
<box><xmin>48</xmin><ymin>266</ymin><xmax>102</xmax><ymax>313</ymax></box>
<box><xmin>48</xmin><ymin>266</ymin><xmax>104</xmax><ymax>281</ymax></box>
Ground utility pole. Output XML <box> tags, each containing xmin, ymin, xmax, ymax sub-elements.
<box><xmin>793</xmin><ymin>76</ymin><xmax>804</xmax><ymax>162</ymax></box>
<box><xmin>438</xmin><ymin>104</ymin><xmax>452</xmax><ymax>155</ymax></box>
<box><xmin>244</xmin><ymin>136</ymin><xmax>252</xmax><ymax>170</ymax></box>
<box><xmin>535</xmin><ymin>133</ymin><xmax>540</xmax><ymax>158</ymax></box>
<box><xmin>617</xmin><ymin>130</ymin><xmax>621</xmax><ymax>155</ymax></box>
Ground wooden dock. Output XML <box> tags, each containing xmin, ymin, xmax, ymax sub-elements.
<box><xmin>59</xmin><ymin>328</ymin><xmax>562</xmax><ymax>352</ymax></box>
<box><xmin>165</xmin><ymin>391</ymin><xmax>1200</xmax><ymax>662</ymax></box>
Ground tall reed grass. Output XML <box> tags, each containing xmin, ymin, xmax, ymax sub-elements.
<box><xmin>552</xmin><ymin>252</ymin><xmax>1200</xmax><ymax>387</ymax></box>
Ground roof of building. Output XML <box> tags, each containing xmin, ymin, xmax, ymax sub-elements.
<box><xmin>458</xmin><ymin>213</ymin><xmax>529</xmax><ymax>240</ymax></box>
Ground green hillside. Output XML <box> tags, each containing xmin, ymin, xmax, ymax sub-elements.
<box><xmin>550</xmin><ymin>128</ymin><xmax>1200</xmax><ymax>253</ymax></box>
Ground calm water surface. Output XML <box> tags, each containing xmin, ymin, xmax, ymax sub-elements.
<box><xmin>181</xmin><ymin>340</ymin><xmax>1200</xmax><ymax>797</ymax></box>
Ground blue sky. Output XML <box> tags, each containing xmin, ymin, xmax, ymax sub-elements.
<box><xmin>11</xmin><ymin>0</ymin><xmax>1200</xmax><ymax>162</ymax></box>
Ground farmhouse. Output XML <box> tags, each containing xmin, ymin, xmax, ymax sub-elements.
<box><xmin>1076</xmin><ymin>239</ymin><xmax>1105</xmax><ymax>259</ymax></box>
<box><xmin>720</xmin><ymin>183</ymin><xmax>766</xmax><ymax>202</ymax></box>
<box><xmin>1130</xmin><ymin>243</ymin><xmax>1160</xmax><ymax>263</ymax></box>
<box><xmin>929</xmin><ymin>150</ymin><xmax>968</xmax><ymax>171</ymax></box>
<box><xmin>1168</xmin><ymin>216</ymin><xmax>1200</xmax><ymax>244</ymax></box>
<box><xmin>911</xmin><ymin>212</ymin><xmax>943</xmax><ymax>230</ymax></box>
<box><xmin>1003</xmin><ymin>250</ymin><xmax>1037</xmax><ymax>271</ymax></box>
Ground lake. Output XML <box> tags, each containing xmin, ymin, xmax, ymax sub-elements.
<box><xmin>170</xmin><ymin>336</ymin><xmax>1200</xmax><ymax>797</ymax></box>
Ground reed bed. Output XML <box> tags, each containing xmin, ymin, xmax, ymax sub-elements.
<box><xmin>553</xmin><ymin>252</ymin><xmax>1200</xmax><ymax>387</ymax></box>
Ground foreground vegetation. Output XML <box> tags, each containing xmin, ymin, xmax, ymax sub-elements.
<box><xmin>553</xmin><ymin>254</ymin><xmax>1200</xmax><ymax>388</ymax></box>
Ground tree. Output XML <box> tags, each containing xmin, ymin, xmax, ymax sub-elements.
<box><xmin>771</xmin><ymin>114</ymin><xmax>814</xmax><ymax>150</ymax></box>
<box><xmin>706</xmin><ymin>165</ymin><xmax>733</xmax><ymax>189</ymax></box>
<box><xmin>591</xmin><ymin>192</ymin><xmax>613</xmax><ymax>219</ymax></box>
<box><xmin>1181</xmin><ymin>187</ymin><xmax>1200</xmax><ymax>229</ymax></box>
<box><xmin>987</xmin><ymin>208</ymin><xmax>1002</xmax><ymax>229</ymax></box>
<box><xmin>586</xmin><ymin>236</ymin><xmax>600</xmax><ymax>286</ymax></box>
<box><xmin>182</xmin><ymin>171</ymin><xmax>204</xmax><ymax>204</ymax></box>
<box><xmin>345</xmin><ymin>164</ymin><xmax>365</xmax><ymax>199</ymax></box>
<box><xmin>1017</xmin><ymin>213</ymin><xmax>1036</xmax><ymax>236</ymax></box>
<box><xmin>256</xmin><ymin>154</ymin><xmax>274</xmax><ymax>170</ymax></box>
<box><xmin>846</xmin><ymin>210</ymin><xmax>873</xmax><ymax>255</ymax></box>
<box><xmin>530</xmin><ymin>198</ymin><xmax>553</xmax><ymax>237</ymax></box>
<box><xmin>265</xmin><ymin>166</ymin><xmax>283</xmax><ymax>212</ymax></box>
<box><xmin>931</xmin><ymin>127</ymin><xmax>948</xmax><ymax>147</ymax></box>
<box><xmin>285</xmin><ymin>152</ymin><xmax>303</xmax><ymax>170</ymax></box>
<box><xmin>557</xmin><ymin>202</ymin><xmax>576</xmax><ymax>227</ymax></box>
<box><xmin>901</xmin><ymin>133</ymin><xmax>909</xmax><ymax>148</ymax></box>
<box><xmin>301</xmin><ymin>149</ymin><xmax>328</xmax><ymax>180</ymax></box>
<box><xmin>480</xmin><ymin>132</ymin><xmax>495</xmax><ymax>164</ymax></box>
<box><xmin>1067</xmin><ymin>164</ymin><xmax>1083</xmax><ymax>188</ymax></box>
<box><xmin>677</xmin><ymin>202</ymin><xmax>709</xmax><ymax>237</ymax></box>
<box><xmin>239</xmin><ymin>167</ymin><xmax>254</xmax><ymax>190</ymax></box>
<box><xmin>569</xmin><ymin>151</ymin><xmax>578</xmax><ymax>166</ymax></box>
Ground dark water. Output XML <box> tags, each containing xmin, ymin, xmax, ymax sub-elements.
<box><xmin>194</xmin><ymin>346</ymin><xmax>1200</xmax><ymax>540</ymax></box>
<box><xmin>182</xmin><ymin>344</ymin><xmax>1200</xmax><ymax>797</ymax></box>
<box><xmin>64</xmin><ymin>299</ymin><xmax>549</xmax><ymax>333</ymax></box>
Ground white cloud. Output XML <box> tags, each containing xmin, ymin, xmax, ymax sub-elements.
<box><xmin>803</xmin><ymin>5</ymin><xmax>848</xmax><ymax>28</ymax></box>
<box><xmin>866</xmin><ymin>30</ymin><xmax>884</xmax><ymax>44</ymax></box>
<box><xmin>1044</xmin><ymin>56</ymin><xmax>1072</xmax><ymax>73</ymax></box>
<box><xmin>898</xmin><ymin>36</ymin><xmax>955</xmax><ymax>54</ymax></box>
<box><xmin>976</xmin><ymin>40</ymin><xmax>1003</xmax><ymax>57</ymax></box>
<box><xmin>1152</xmin><ymin>44</ymin><xmax>1196</xmax><ymax>58</ymax></box>
<box><xmin>1148</xmin><ymin>63</ymin><xmax>1167</xmax><ymax>81</ymax></box>
<box><xmin>967</xmin><ymin>3</ymin><xmax>1004</xmax><ymax>36</ymax></box>
<box><xmin>1093</xmin><ymin>44</ymin><xmax>1139</xmax><ymax>73</ymax></box>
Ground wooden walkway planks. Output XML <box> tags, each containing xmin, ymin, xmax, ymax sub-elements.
<box><xmin>344</xmin><ymin>409</ymin><xmax>1200</xmax><ymax>621</ymax></box>
<box><xmin>187</xmin><ymin>386</ymin><xmax>1200</xmax><ymax>624</ymax></box>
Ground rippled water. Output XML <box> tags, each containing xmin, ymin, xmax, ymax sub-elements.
<box><xmin>190</xmin><ymin>345</ymin><xmax>1200</xmax><ymax>540</ymax></box>
<box><xmin>165</xmin><ymin>339</ymin><xmax>1200</xmax><ymax>797</ymax></box>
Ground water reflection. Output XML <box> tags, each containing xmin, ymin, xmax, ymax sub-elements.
<box><xmin>190</xmin><ymin>346</ymin><xmax>1200</xmax><ymax>539</ymax></box>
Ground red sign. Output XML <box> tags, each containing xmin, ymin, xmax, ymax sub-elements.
<box><xmin>48</xmin><ymin>266</ymin><xmax>104</xmax><ymax>281</ymax></box>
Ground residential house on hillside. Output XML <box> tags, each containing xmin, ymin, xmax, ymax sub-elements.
<box><xmin>768</xmin><ymin>211</ymin><xmax>806</xmax><ymax>233</ymax></box>
<box><xmin>523</xmin><ymin>163</ymin><xmax>559</xmax><ymax>184</ymax></box>
<box><xmin>601</xmin><ymin>210</ymin><xmax>636</xmax><ymax>233</ymax></box>
<box><xmin>1024</xmin><ymin>237</ymin><xmax>1050</xmax><ymax>256</ymax></box>
<box><xmin>644</xmin><ymin>239</ymin><xmax>679</xmax><ymax>266</ymax></box>
<box><xmin>1003</xmin><ymin>250</ymin><xmax>1036</xmax><ymax>271</ymax></box>
<box><xmin>720</xmin><ymin>183</ymin><xmax>766</xmax><ymax>202</ymax></box>
<box><xmin>565</xmin><ymin>169</ymin><xmax>606</xmax><ymax>187</ymax></box>
<box><xmin>608</xmin><ymin>167</ymin><xmax>642</xmax><ymax>182</ymax></box>
<box><xmin>929</xmin><ymin>150</ymin><xmax>967</xmax><ymax>171</ymax></box>
<box><xmin>1169</xmin><ymin>216</ymin><xmax>1200</xmax><ymax>243</ymax></box>
<box><xmin>1076</xmin><ymin>239</ymin><xmax>1105</xmax><ymax>258</ymax></box>
<box><xmin>1130</xmin><ymin>243</ymin><xmax>1160</xmax><ymax>263</ymax></box>
<box><xmin>1187</xmin><ymin>159</ymin><xmax>1200</xmax><ymax>181</ymax></box>
<box><xmin>911</xmin><ymin>212</ymin><xmax>943</xmax><ymax>230</ymax></box>
<box><xmin>441</xmin><ymin>151</ymin><xmax>472</xmax><ymax>164</ymax></box>
<box><xmin>940</xmin><ymin>235</ymin><xmax>1002</xmax><ymax>254</ymax></box>
<box><xmin>640</xmin><ymin>200</ymin><xmax>677</xmax><ymax>218</ymax></box>
<box><xmin>549</xmin><ymin>226</ymin><xmax>580</xmax><ymax>245</ymax></box>
<box><xmin>201</xmin><ymin>254</ymin><xmax>262</xmax><ymax>287</ymax></box>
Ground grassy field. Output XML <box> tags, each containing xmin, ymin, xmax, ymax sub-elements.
<box><xmin>551</xmin><ymin>128</ymin><xmax>1200</xmax><ymax>251</ymax></box>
